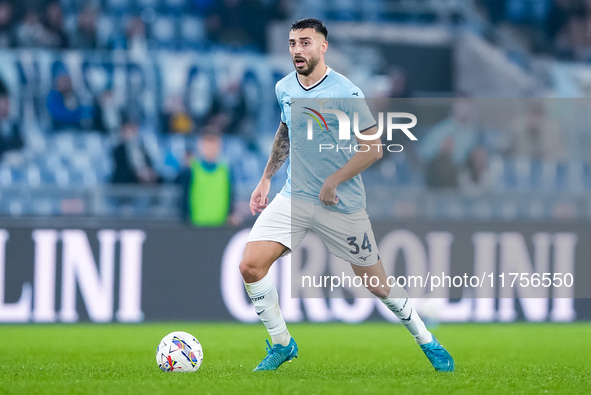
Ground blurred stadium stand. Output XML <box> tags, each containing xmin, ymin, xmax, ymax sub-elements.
<box><xmin>0</xmin><ymin>0</ymin><xmax>590</xmax><ymax>221</ymax></box>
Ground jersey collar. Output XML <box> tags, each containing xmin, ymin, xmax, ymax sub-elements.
<box><xmin>296</xmin><ymin>66</ymin><xmax>331</xmax><ymax>91</ymax></box>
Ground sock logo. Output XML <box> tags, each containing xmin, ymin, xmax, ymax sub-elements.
<box><xmin>393</xmin><ymin>298</ymin><xmax>408</xmax><ymax>313</ymax></box>
<box><xmin>401</xmin><ymin>310</ymin><xmax>413</xmax><ymax>322</ymax></box>
<box><xmin>256</xmin><ymin>310</ymin><xmax>265</xmax><ymax>316</ymax></box>
<box><xmin>251</xmin><ymin>296</ymin><xmax>265</xmax><ymax>301</ymax></box>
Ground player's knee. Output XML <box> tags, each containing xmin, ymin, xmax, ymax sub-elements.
<box><xmin>367</xmin><ymin>286</ymin><xmax>390</xmax><ymax>299</ymax></box>
<box><xmin>239</xmin><ymin>258</ymin><xmax>265</xmax><ymax>283</ymax></box>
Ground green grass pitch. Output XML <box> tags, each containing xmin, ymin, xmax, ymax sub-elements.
<box><xmin>0</xmin><ymin>322</ymin><xmax>589</xmax><ymax>394</ymax></box>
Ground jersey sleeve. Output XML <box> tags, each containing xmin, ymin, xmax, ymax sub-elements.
<box><xmin>342</xmin><ymin>89</ymin><xmax>376</xmax><ymax>132</ymax></box>
<box><xmin>275</xmin><ymin>82</ymin><xmax>286</xmax><ymax>124</ymax></box>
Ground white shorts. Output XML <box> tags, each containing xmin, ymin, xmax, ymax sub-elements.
<box><xmin>247</xmin><ymin>193</ymin><xmax>380</xmax><ymax>266</ymax></box>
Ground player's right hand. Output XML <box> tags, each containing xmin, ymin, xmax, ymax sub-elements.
<box><xmin>250</xmin><ymin>179</ymin><xmax>271</xmax><ymax>215</ymax></box>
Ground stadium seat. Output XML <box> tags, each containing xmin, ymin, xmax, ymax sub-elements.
<box><xmin>168</xmin><ymin>134</ymin><xmax>188</xmax><ymax>161</ymax></box>
<box><xmin>223</xmin><ymin>136</ymin><xmax>245</xmax><ymax>158</ymax></box>
<box><xmin>161</xmin><ymin>0</ymin><xmax>186</xmax><ymax>14</ymax></box>
<box><xmin>559</xmin><ymin>161</ymin><xmax>585</xmax><ymax>193</ymax></box>
<box><xmin>293</xmin><ymin>0</ymin><xmax>328</xmax><ymax>21</ymax></box>
<box><xmin>8</xmin><ymin>198</ymin><xmax>24</xmax><ymax>216</ymax></box>
<box><xmin>0</xmin><ymin>164</ymin><xmax>12</xmax><ymax>187</ymax></box>
<box><xmin>7</xmin><ymin>167</ymin><xmax>27</xmax><ymax>186</ymax></box>
<box><xmin>40</xmin><ymin>167</ymin><xmax>59</xmax><ymax>186</ymax></box>
<box><xmin>69</xmin><ymin>168</ymin><xmax>99</xmax><ymax>187</ymax></box>
<box><xmin>70</xmin><ymin>152</ymin><xmax>94</xmax><ymax>172</ymax></box>
<box><xmin>32</xmin><ymin>198</ymin><xmax>59</xmax><ymax>216</ymax></box>
<box><xmin>180</xmin><ymin>16</ymin><xmax>205</xmax><ymax>48</ymax></box>
<box><xmin>64</xmin><ymin>13</ymin><xmax>78</xmax><ymax>37</ymax></box>
<box><xmin>50</xmin><ymin>133</ymin><xmax>76</xmax><ymax>158</ymax></box>
<box><xmin>151</xmin><ymin>16</ymin><xmax>177</xmax><ymax>49</ymax></box>
<box><xmin>526</xmin><ymin>160</ymin><xmax>559</xmax><ymax>192</ymax></box>
<box><xmin>84</xmin><ymin>133</ymin><xmax>107</xmax><ymax>157</ymax></box>
<box><xmin>26</xmin><ymin>164</ymin><xmax>41</xmax><ymax>188</ymax></box>
<box><xmin>135</xmin><ymin>0</ymin><xmax>161</xmax><ymax>12</ymax></box>
<box><xmin>43</xmin><ymin>152</ymin><xmax>66</xmax><ymax>172</ymax></box>
<box><xmin>487</xmin><ymin>155</ymin><xmax>506</xmax><ymax>191</ymax></box>
<box><xmin>385</xmin><ymin>154</ymin><xmax>422</xmax><ymax>187</ymax></box>
<box><xmin>506</xmin><ymin>0</ymin><xmax>549</xmax><ymax>25</ymax></box>
<box><xmin>96</xmin><ymin>15</ymin><xmax>117</xmax><ymax>48</ymax></box>
<box><xmin>361</xmin><ymin>168</ymin><xmax>382</xmax><ymax>185</ymax></box>
<box><xmin>88</xmin><ymin>154</ymin><xmax>111</xmax><ymax>183</ymax></box>
<box><xmin>60</xmin><ymin>0</ymin><xmax>79</xmax><ymax>15</ymax></box>
<box><xmin>502</xmin><ymin>158</ymin><xmax>531</xmax><ymax>191</ymax></box>
<box><xmin>582</xmin><ymin>163</ymin><xmax>591</xmax><ymax>190</ymax></box>
<box><xmin>470</xmin><ymin>200</ymin><xmax>494</xmax><ymax>219</ymax></box>
<box><xmin>27</xmin><ymin>130</ymin><xmax>47</xmax><ymax>154</ymax></box>
<box><xmin>432</xmin><ymin>195</ymin><xmax>465</xmax><ymax>219</ymax></box>
<box><xmin>55</xmin><ymin>167</ymin><xmax>71</xmax><ymax>187</ymax></box>
<box><xmin>360</xmin><ymin>0</ymin><xmax>386</xmax><ymax>21</ymax></box>
<box><xmin>105</xmin><ymin>0</ymin><xmax>131</xmax><ymax>14</ymax></box>
<box><xmin>328</xmin><ymin>0</ymin><xmax>359</xmax><ymax>21</ymax></box>
<box><xmin>521</xmin><ymin>197</ymin><xmax>547</xmax><ymax>219</ymax></box>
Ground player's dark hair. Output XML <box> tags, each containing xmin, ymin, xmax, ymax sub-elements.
<box><xmin>290</xmin><ymin>18</ymin><xmax>328</xmax><ymax>41</ymax></box>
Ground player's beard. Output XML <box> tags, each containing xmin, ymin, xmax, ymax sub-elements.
<box><xmin>294</xmin><ymin>55</ymin><xmax>320</xmax><ymax>76</ymax></box>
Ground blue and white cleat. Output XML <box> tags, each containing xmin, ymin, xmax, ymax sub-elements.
<box><xmin>420</xmin><ymin>335</ymin><xmax>455</xmax><ymax>372</ymax></box>
<box><xmin>253</xmin><ymin>338</ymin><xmax>298</xmax><ymax>371</ymax></box>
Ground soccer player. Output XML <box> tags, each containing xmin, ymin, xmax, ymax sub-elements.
<box><xmin>239</xmin><ymin>18</ymin><xmax>454</xmax><ymax>372</ymax></box>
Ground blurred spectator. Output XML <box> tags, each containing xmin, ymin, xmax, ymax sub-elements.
<box><xmin>161</xmin><ymin>95</ymin><xmax>194</xmax><ymax>135</ymax></box>
<box><xmin>190</xmin><ymin>0</ymin><xmax>216</xmax><ymax>16</ymax></box>
<box><xmin>419</xmin><ymin>98</ymin><xmax>480</xmax><ymax>165</ymax></box>
<box><xmin>207</xmin><ymin>79</ymin><xmax>247</xmax><ymax>136</ymax></box>
<box><xmin>206</xmin><ymin>0</ymin><xmax>268</xmax><ymax>51</ymax></box>
<box><xmin>546</xmin><ymin>0</ymin><xmax>575</xmax><ymax>44</ymax></box>
<box><xmin>382</xmin><ymin>67</ymin><xmax>421</xmax><ymax>167</ymax></box>
<box><xmin>0</xmin><ymin>80</ymin><xmax>23</xmax><ymax>159</ymax></box>
<box><xmin>553</xmin><ymin>8</ymin><xmax>589</xmax><ymax>60</ymax></box>
<box><xmin>43</xmin><ymin>0</ymin><xmax>68</xmax><ymax>48</ymax></box>
<box><xmin>70</xmin><ymin>4</ymin><xmax>98</xmax><ymax>49</ymax></box>
<box><xmin>505</xmin><ymin>102</ymin><xmax>567</xmax><ymax>161</ymax></box>
<box><xmin>425</xmin><ymin>136</ymin><xmax>459</xmax><ymax>189</ymax></box>
<box><xmin>481</xmin><ymin>0</ymin><xmax>591</xmax><ymax>59</ymax></box>
<box><xmin>505</xmin><ymin>0</ymin><xmax>549</xmax><ymax>26</ymax></box>
<box><xmin>570</xmin><ymin>99</ymin><xmax>591</xmax><ymax>164</ymax></box>
<box><xmin>175</xmin><ymin>149</ymin><xmax>194</xmax><ymax>220</ymax></box>
<box><xmin>267</xmin><ymin>0</ymin><xmax>290</xmax><ymax>21</ymax></box>
<box><xmin>0</xmin><ymin>0</ymin><xmax>16</xmax><ymax>47</ymax></box>
<box><xmin>177</xmin><ymin>130</ymin><xmax>240</xmax><ymax>226</ymax></box>
<box><xmin>459</xmin><ymin>146</ymin><xmax>492</xmax><ymax>195</ymax></box>
<box><xmin>123</xmin><ymin>16</ymin><xmax>149</xmax><ymax>57</ymax></box>
<box><xmin>386</xmin><ymin>67</ymin><xmax>412</xmax><ymax>98</ymax></box>
<box><xmin>16</xmin><ymin>9</ymin><xmax>48</xmax><ymax>47</ymax></box>
<box><xmin>479</xmin><ymin>0</ymin><xmax>507</xmax><ymax>24</ymax></box>
<box><xmin>93</xmin><ymin>89</ymin><xmax>120</xmax><ymax>135</ymax></box>
<box><xmin>111</xmin><ymin>112</ymin><xmax>161</xmax><ymax>184</ymax></box>
<box><xmin>47</xmin><ymin>71</ymin><xmax>93</xmax><ymax>131</ymax></box>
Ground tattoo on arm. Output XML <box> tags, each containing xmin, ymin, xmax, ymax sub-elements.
<box><xmin>264</xmin><ymin>122</ymin><xmax>290</xmax><ymax>180</ymax></box>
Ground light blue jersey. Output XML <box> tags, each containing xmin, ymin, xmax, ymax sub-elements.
<box><xmin>276</xmin><ymin>67</ymin><xmax>376</xmax><ymax>213</ymax></box>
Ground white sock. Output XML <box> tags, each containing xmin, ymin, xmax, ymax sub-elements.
<box><xmin>244</xmin><ymin>274</ymin><xmax>291</xmax><ymax>346</ymax></box>
<box><xmin>381</xmin><ymin>289</ymin><xmax>432</xmax><ymax>345</ymax></box>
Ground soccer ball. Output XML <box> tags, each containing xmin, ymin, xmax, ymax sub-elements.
<box><xmin>156</xmin><ymin>331</ymin><xmax>204</xmax><ymax>373</ymax></box>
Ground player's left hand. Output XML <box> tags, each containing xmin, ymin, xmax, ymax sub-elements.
<box><xmin>319</xmin><ymin>179</ymin><xmax>339</xmax><ymax>206</ymax></box>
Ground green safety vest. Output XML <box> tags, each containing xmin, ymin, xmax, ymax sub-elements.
<box><xmin>189</xmin><ymin>160</ymin><xmax>230</xmax><ymax>227</ymax></box>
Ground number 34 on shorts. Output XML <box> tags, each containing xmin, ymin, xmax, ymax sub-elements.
<box><xmin>346</xmin><ymin>232</ymin><xmax>379</xmax><ymax>265</ymax></box>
